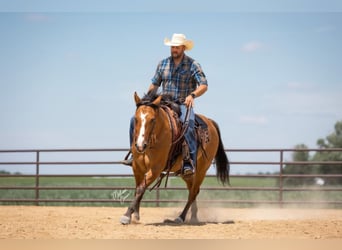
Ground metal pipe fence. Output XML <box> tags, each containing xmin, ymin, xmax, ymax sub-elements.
<box><xmin>0</xmin><ymin>148</ymin><xmax>341</xmax><ymax>207</ymax></box>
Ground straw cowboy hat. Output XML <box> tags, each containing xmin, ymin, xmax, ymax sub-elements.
<box><xmin>164</xmin><ymin>33</ymin><xmax>194</xmax><ymax>51</ymax></box>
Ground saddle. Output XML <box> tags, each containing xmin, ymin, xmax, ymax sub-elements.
<box><xmin>151</xmin><ymin>101</ymin><xmax>210</xmax><ymax>189</ymax></box>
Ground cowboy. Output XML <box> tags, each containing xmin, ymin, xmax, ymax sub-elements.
<box><xmin>122</xmin><ymin>33</ymin><xmax>208</xmax><ymax>176</ymax></box>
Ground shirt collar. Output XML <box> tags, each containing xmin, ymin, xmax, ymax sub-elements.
<box><xmin>170</xmin><ymin>54</ymin><xmax>189</xmax><ymax>65</ymax></box>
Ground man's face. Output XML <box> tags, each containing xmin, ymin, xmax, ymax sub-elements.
<box><xmin>171</xmin><ymin>45</ymin><xmax>185</xmax><ymax>59</ymax></box>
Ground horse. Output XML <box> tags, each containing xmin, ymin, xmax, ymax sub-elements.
<box><xmin>120</xmin><ymin>92</ymin><xmax>230</xmax><ymax>224</ymax></box>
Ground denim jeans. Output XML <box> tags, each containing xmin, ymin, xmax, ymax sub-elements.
<box><xmin>129</xmin><ymin>104</ymin><xmax>197</xmax><ymax>167</ymax></box>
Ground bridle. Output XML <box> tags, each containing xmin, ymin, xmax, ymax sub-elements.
<box><xmin>134</xmin><ymin>103</ymin><xmax>159</xmax><ymax>154</ymax></box>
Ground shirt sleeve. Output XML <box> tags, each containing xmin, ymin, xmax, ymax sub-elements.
<box><xmin>192</xmin><ymin>61</ymin><xmax>208</xmax><ymax>86</ymax></box>
<box><xmin>151</xmin><ymin>61</ymin><xmax>163</xmax><ymax>86</ymax></box>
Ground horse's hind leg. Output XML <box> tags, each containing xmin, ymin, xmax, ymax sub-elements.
<box><xmin>190</xmin><ymin>200</ymin><xmax>199</xmax><ymax>223</ymax></box>
<box><xmin>174</xmin><ymin>177</ymin><xmax>200</xmax><ymax>223</ymax></box>
<box><xmin>175</xmin><ymin>188</ymin><xmax>199</xmax><ymax>223</ymax></box>
<box><xmin>176</xmin><ymin>165</ymin><xmax>208</xmax><ymax>223</ymax></box>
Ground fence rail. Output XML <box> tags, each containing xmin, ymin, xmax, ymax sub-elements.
<box><xmin>0</xmin><ymin>148</ymin><xmax>341</xmax><ymax>207</ymax></box>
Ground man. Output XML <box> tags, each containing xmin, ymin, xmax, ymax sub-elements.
<box><xmin>123</xmin><ymin>33</ymin><xmax>208</xmax><ymax>176</ymax></box>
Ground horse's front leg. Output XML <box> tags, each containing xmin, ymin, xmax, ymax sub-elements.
<box><xmin>120</xmin><ymin>169</ymin><xmax>158</xmax><ymax>225</ymax></box>
<box><xmin>132</xmin><ymin>184</ymin><xmax>146</xmax><ymax>221</ymax></box>
<box><xmin>120</xmin><ymin>183</ymin><xmax>146</xmax><ymax>225</ymax></box>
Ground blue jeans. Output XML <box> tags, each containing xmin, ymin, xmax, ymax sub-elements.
<box><xmin>129</xmin><ymin>105</ymin><xmax>197</xmax><ymax>167</ymax></box>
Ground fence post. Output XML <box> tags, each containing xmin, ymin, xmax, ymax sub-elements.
<box><xmin>35</xmin><ymin>151</ymin><xmax>40</xmax><ymax>206</ymax></box>
<box><xmin>279</xmin><ymin>150</ymin><xmax>284</xmax><ymax>207</ymax></box>
<box><xmin>156</xmin><ymin>188</ymin><xmax>160</xmax><ymax>207</ymax></box>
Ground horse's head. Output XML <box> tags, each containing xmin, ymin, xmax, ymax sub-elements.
<box><xmin>133</xmin><ymin>92</ymin><xmax>162</xmax><ymax>153</ymax></box>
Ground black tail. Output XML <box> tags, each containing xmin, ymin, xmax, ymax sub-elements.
<box><xmin>211</xmin><ymin>120</ymin><xmax>230</xmax><ymax>185</ymax></box>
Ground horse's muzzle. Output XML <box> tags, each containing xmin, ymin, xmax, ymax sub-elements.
<box><xmin>135</xmin><ymin>142</ymin><xmax>147</xmax><ymax>153</ymax></box>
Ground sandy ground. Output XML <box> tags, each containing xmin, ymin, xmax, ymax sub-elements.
<box><xmin>0</xmin><ymin>206</ymin><xmax>341</xmax><ymax>239</ymax></box>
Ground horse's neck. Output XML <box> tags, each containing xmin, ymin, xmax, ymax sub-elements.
<box><xmin>159</xmin><ymin>106</ymin><xmax>182</xmax><ymax>143</ymax></box>
<box><xmin>157</xmin><ymin>107</ymin><xmax>171</xmax><ymax>131</ymax></box>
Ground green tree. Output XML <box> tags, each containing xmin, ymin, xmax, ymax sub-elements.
<box><xmin>283</xmin><ymin>144</ymin><xmax>314</xmax><ymax>186</ymax></box>
<box><xmin>317</xmin><ymin>121</ymin><xmax>342</xmax><ymax>148</ymax></box>
<box><xmin>282</xmin><ymin>120</ymin><xmax>342</xmax><ymax>186</ymax></box>
<box><xmin>313</xmin><ymin>120</ymin><xmax>342</xmax><ymax>185</ymax></box>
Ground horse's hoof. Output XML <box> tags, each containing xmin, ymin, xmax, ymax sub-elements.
<box><xmin>120</xmin><ymin>215</ymin><xmax>131</xmax><ymax>225</ymax></box>
<box><xmin>189</xmin><ymin>218</ymin><xmax>199</xmax><ymax>224</ymax></box>
<box><xmin>174</xmin><ymin>217</ymin><xmax>184</xmax><ymax>224</ymax></box>
<box><xmin>133</xmin><ymin>212</ymin><xmax>140</xmax><ymax>221</ymax></box>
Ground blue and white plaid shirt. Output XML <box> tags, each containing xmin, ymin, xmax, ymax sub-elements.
<box><xmin>151</xmin><ymin>54</ymin><xmax>208</xmax><ymax>101</ymax></box>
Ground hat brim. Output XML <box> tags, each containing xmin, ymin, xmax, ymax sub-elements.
<box><xmin>164</xmin><ymin>38</ymin><xmax>194</xmax><ymax>51</ymax></box>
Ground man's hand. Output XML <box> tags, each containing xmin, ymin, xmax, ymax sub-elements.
<box><xmin>184</xmin><ymin>95</ymin><xmax>194</xmax><ymax>108</ymax></box>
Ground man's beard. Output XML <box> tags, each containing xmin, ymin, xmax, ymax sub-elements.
<box><xmin>172</xmin><ymin>52</ymin><xmax>183</xmax><ymax>59</ymax></box>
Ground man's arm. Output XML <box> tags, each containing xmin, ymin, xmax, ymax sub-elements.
<box><xmin>184</xmin><ymin>84</ymin><xmax>208</xmax><ymax>107</ymax></box>
<box><xmin>191</xmin><ymin>84</ymin><xmax>208</xmax><ymax>98</ymax></box>
<box><xmin>147</xmin><ymin>83</ymin><xmax>159</xmax><ymax>94</ymax></box>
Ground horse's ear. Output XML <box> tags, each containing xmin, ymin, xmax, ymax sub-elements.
<box><xmin>134</xmin><ymin>92</ymin><xmax>141</xmax><ymax>105</ymax></box>
<box><xmin>152</xmin><ymin>95</ymin><xmax>162</xmax><ymax>106</ymax></box>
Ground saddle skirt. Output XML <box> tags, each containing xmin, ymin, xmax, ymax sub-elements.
<box><xmin>161</xmin><ymin>104</ymin><xmax>210</xmax><ymax>172</ymax></box>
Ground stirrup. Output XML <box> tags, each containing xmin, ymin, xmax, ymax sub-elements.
<box><xmin>121</xmin><ymin>150</ymin><xmax>133</xmax><ymax>166</ymax></box>
<box><xmin>182</xmin><ymin>162</ymin><xmax>194</xmax><ymax>177</ymax></box>
<box><xmin>121</xmin><ymin>157</ymin><xmax>133</xmax><ymax>166</ymax></box>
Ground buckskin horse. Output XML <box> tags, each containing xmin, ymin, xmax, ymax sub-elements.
<box><xmin>120</xmin><ymin>92</ymin><xmax>230</xmax><ymax>224</ymax></box>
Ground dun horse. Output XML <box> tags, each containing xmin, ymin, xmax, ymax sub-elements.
<box><xmin>120</xmin><ymin>92</ymin><xmax>230</xmax><ymax>224</ymax></box>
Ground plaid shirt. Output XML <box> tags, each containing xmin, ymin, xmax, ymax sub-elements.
<box><xmin>151</xmin><ymin>54</ymin><xmax>207</xmax><ymax>100</ymax></box>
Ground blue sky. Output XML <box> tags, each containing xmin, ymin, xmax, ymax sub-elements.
<box><xmin>0</xmin><ymin>1</ymin><xmax>342</xmax><ymax>173</ymax></box>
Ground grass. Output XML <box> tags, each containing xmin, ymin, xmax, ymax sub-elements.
<box><xmin>0</xmin><ymin>175</ymin><xmax>341</xmax><ymax>208</ymax></box>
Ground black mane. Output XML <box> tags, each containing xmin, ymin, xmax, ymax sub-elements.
<box><xmin>140</xmin><ymin>91</ymin><xmax>159</xmax><ymax>103</ymax></box>
<box><xmin>138</xmin><ymin>91</ymin><xmax>174</xmax><ymax>107</ymax></box>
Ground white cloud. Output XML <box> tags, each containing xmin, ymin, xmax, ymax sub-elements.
<box><xmin>239</xmin><ymin>115</ymin><xmax>268</xmax><ymax>125</ymax></box>
<box><xmin>241</xmin><ymin>41</ymin><xmax>263</xmax><ymax>53</ymax></box>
